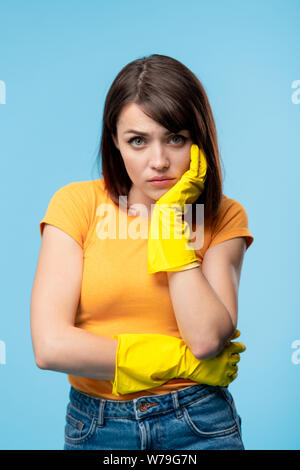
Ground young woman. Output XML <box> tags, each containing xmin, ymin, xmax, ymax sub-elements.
<box><xmin>31</xmin><ymin>54</ymin><xmax>254</xmax><ymax>450</ymax></box>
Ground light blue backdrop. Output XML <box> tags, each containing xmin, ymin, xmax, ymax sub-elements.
<box><xmin>0</xmin><ymin>0</ymin><xmax>299</xmax><ymax>450</ymax></box>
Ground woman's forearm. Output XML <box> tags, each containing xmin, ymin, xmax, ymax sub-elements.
<box><xmin>37</xmin><ymin>325</ymin><xmax>118</xmax><ymax>381</ymax></box>
<box><xmin>167</xmin><ymin>265</ymin><xmax>235</xmax><ymax>359</ymax></box>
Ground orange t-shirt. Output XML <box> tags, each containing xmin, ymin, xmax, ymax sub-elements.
<box><xmin>39</xmin><ymin>178</ymin><xmax>254</xmax><ymax>400</ymax></box>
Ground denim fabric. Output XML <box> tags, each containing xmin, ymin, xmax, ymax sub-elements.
<box><xmin>64</xmin><ymin>384</ymin><xmax>244</xmax><ymax>450</ymax></box>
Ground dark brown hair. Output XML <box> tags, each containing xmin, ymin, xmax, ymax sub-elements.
<box><xmin>95</xmin><ymin>54</ymin><xmax>225</xmax><ymax>227</ymax></box>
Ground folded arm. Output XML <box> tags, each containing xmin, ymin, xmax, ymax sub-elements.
<box><xmin>167</xmin><ymin>237</ymin><xmax>247</xmax><ymax>359</ymax></box>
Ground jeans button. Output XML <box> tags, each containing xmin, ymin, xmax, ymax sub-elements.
<box><xmin>139</xmin><ymin>402</ymin><xmax>149</xmax><ymax>412</ymax></box>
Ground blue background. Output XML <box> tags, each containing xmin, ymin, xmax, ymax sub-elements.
<box><xmin>0</xmin><ymin>0</ymin><xmax>299</xmax><ymax>450</ymax></box>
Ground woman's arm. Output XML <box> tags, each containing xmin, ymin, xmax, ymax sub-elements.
<box><xmin>30</xmin><ymin>223</ymin><xmax>118</xmax><ymax>381</ymax></box>
<box><xmin>37</xmin><ymin>325</ymin><xmax>118</xmax><ymax>381</ymax></box>
<box><xmin>167</xmin><ymin>237</ymin><xmax>246</xmax><ymax>359</ymax></box>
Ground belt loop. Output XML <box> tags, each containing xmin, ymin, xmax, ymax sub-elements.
<box><xmin>171</xmin><ymin>390</ymin><xmax>183</xmax><ymax>418</ymax></box>
<box><xmin>97</xmin><ymin>399</ymin><xmax>106</xmax><ymax>427</ymax></box>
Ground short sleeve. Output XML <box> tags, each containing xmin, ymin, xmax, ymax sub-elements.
<box><xmin>39</xmin><ymin>182</ymin><xmax>91</xmax><ymax>248</ymax></box>
<box><xmin>209</xmin><ymin>197</ymin><xmax>254</xmax><ymax>250</ymax></box>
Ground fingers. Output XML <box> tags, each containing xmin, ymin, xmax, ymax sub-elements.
<box><xmin>228</xmin><ymin>341</ymin><xmax>246</xmax><ymax>354</ymax></box>
<box><xmin>189</xmin><ymin>144</ymin><xmax>200</xmax><ymax>176</ymax></box>
<box><xmin>231</xmin><ymin>352</ymin><xmax>240</xmax><ymax>364</ymax></box>
<box><xmin>189</xmin><ymin>144</ymin><xmax>208</xmax><ymax>181</ymax></box>
<box><xmin>223</xmin><ymin>368</ymin><xmax>238</xmax><ymax>386</ymax></box>
<box><xmin>228</xmin><ymin>353</ymin><xmax>241</xmax><ymax>365</ymax></box>
<box><xmin>228</xmin><ymin>363</ymin><xmax>238</xmax><ymax>377</ymax></box>
<box><xmin>229</xmin><ymin>362</ymin><xmax>238</xmax><ymax>373</ymax></box>
<box><xmin>225</xmin><ymin>329</ymin><xmax>240</xmax><ymax>347</ymax></box>
<box><xmin>198</xmin><ymin>148</ymin><xmax>208</xmax><ymax>181</ymax></box>
<box><xmin>230</xmin><ymin>329</ymin><xmax>240</xmax><ymax>340</ymax></box>
<box><xmin>227</xmin><ymin>371</ymin><xmax>238</xmax><ymax>383</ymax></box>
<box><xmin>224</xmin><ymin>347</ymin><xmax>242</xmax><ymax>385</ymax></box>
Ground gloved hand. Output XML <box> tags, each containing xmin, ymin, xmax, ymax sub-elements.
<box><xmin>110</xmin><ymin>330</ymin><xmax>246</xmax><ymax>396</ymax></box>
<box><xmin>148</xmin><ymin>144</ymin><xmax>207</xmax><ymax>274</ymax></box>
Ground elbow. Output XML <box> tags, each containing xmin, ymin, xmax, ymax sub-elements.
<box><xmin>35</xmin><ymin>348</ymin><xmax>51</xmax><ymax>370</ymax></box>
<box><xmin>193</xmin><ymin>321</ymin><xmax>237</xmax><ymax>360</ymax></box>
<box><xmin>192</xmin><ymin>338</ymin><xmax>222</xmax><ymax>360</ymax></box>
<box><xmin>35</xmin><ymin>355</ymin><xmax>48</xmax><ymax>370</ymax></box>
<box><xmin>32</xmin><ymin>338</ymin><xmax>53</xmax><ymax>370</ymax></box>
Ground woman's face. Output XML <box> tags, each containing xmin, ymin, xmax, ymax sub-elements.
<box><xmin>112</xmin><ymin>102</ymin><xmax>194</xmax><ymax>211</ymax></box>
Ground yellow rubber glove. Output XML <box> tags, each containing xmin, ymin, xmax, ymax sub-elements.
<box><xmin>110</xmin><ymin>330</ymin><xmax>246</xmax><ymax>396</ymax></box>
<box><xmin>148</xmin><ymin>144</ymin><xmax>207</xmax><ymax>274</ymax></box>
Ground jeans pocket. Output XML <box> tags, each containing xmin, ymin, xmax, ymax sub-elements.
<box><xmin>218</xmin><ymin>387</ymin><xmax>243</xmax><ymax>439</ymax></box>
<box><xmin>182</xmin><ymin>389</ymin><xmax>239</xmax><ymax>439</ymax></box>
<box><xmin>64</xmin><ymin>402</ymin><xmax>97</xmax><ymax>445</ymax></box>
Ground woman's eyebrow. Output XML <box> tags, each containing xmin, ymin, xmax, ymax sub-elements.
<box><xmin>124</xmin><ymin>129</ymin><xmax>185</xmax><ymax>136</ymax></box>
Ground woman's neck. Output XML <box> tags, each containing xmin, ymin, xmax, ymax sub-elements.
<box><xmin>127</xmin><ymin>185</ymin><xmax>155</xmax><ymax>217</ymax></box>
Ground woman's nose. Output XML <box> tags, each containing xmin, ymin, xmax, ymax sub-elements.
<box><xmin>149</xmin><ymin>144</ymin><xmax>170</xmax><ymax>169</ymax></box>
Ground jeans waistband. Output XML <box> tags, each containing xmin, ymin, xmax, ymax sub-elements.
<box><xmin>68</xmin><ymin>384</ymin><xmax>227</xmax><ymax>426</ymax></box>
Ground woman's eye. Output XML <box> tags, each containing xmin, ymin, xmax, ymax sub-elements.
<box><xmin>171</xmin><ymin>135</ymin><xmax>187</xmax><ymax>144</ymax></box>
<box><xmin>128</xmin><ymin>136</ymin><xmax>144</xmax><ymax>146</ymax></box>
<box><xmin>128</xmin><ymin>134</ymin><xmax>187</xmax><ymax>147</ymax></box>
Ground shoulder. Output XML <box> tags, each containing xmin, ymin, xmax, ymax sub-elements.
<box><xmin>57</xmin><ymin>178</ymin><xmax>106</xmax><ymax>196</ymax></box>
<box><xmin>217</xmin><ymin>194</ymin><xmax>249</xmax><ymax>216</ymax></box>
<box><xmin>51</xmin><ymin>178</ymin><xmax>107</xmax><ymax>206</ymax></box>
<box><xmin>40</xmin><ymin>178</ymin><xmax>107</xmax><ymax>246</ymax></box>
<box><xmin>212</xmin><ymin>194</ymin><xmax>251</xmax><ymax>230</ymax></box>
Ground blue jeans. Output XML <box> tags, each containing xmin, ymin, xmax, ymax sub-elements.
<box><xmin>64</xmin><ymin>384</ymin><xmax>244</xmax><ymax>450</ymax></box>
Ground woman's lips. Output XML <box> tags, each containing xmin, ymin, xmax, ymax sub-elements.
<box><xmin>148</xmin><ymin>179</ymin><xmax>175</xmax><ymax>187</ymax></box>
